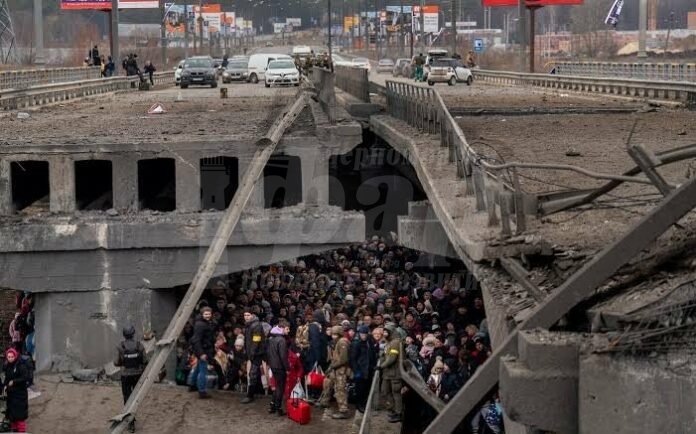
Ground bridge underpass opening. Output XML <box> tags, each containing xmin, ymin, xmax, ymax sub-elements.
<box><xmin>330</xmin><ymin>131</ymin><xmax>426</xmax><ymax>237</ymax></box>
<box><xmin>138</xmin><ymin>158</ymin><xmax>176</xmax><ymax>212</ymax></box>
<box><xmin>200</xmin><ymin>156</ymin><xmax>238</xmax><ymax>210</ymax></box>
<box><xmin>263</xmin><ymin>154</ymin><xmax>302</xmax><ymax>208</ymax></box>
<box><xmin>11</xmin><ymin>161</ymin><xmax>50</xmax><ymax>213</ymax></box>
<box><xmin>75</xmin><ymin>160</ymin><xmax>113</xmax><ymax>210</ymax></box>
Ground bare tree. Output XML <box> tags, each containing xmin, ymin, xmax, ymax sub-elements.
<box><xmin>569</xmin><ymin>0</ymin><xmax>616</xmax><ymax>59</ymax></box>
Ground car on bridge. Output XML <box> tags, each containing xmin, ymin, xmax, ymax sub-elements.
<box><xmin>264</xmin><ymin>59</ymin><xmax>301</xmax><ymax>87</ymax></box>
<box><xmin>247</xmin><ymin>53</ymin><xmax>292</xmax><ymax>84</ymax></box>
<box><xmin>180</xmin><ymin>56</ymin><xmax>217</xmax><ymax>89</ymax></box>
<box><xmin>393</xmin><ymin>58</ymin><xmax>410</xmax><ymax>77</ymax></box>
<box><xmin>377</xmin><ymin>58</ymin><xmax>395</xmax><ymax>73</ymax></box>
<box><xmin>427</xmin><ymin>58</ymin><xmax>473</xmax><ymax>86</ymax></box>
<box><xmin>221</xmin><ymin>58</ymin><xmax>249</xmax><ymax>83</ymax></box>
<box><xmin>351</xmin><ymin>57</ymin><xmax>371</xmax><ymax>72</ymax></box>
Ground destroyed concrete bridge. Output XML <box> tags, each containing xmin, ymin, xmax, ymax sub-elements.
<box><xmin>1</xmin><ymin>61</ymin><xmax>696</xmax><ymax>434</ymax></box>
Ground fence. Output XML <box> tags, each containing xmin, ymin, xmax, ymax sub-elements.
<box><xmin>384</xmin><ymin>79</ymin><xmax>528</xmax><ymax>238</ymax></box>
<box><xmin>0</xmin><ymin>66</ymin><xmax>101</xmax><ymax>90</ymax></box>
<box><xmin>475</xmin><ymin>69</ymin><xmax>696</xmax><ymax>107</ymax></box>
<box><xmin>310</xmin><ymin>67</ymin><xmax>337</xmax><ymax>123</ymax></box>
<box><xmin>357</xmin><ymin>370</ymin><xmax>381</xmax><ymax>434</ymax></box>
<box><xmin>334</xmin><ymin>64</ymin><xmax>370</xmax><ymax>102</ymax></box>
<box><xmin>554</xmin><ymin>62</ymin><xmax>696</xmax><ymax>82</ymax></box>
<box><xmin>0</xmin><ymin>71</ymin><xmax>174</xmax><ymax>110</ymax></box>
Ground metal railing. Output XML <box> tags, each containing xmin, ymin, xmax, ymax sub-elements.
<box><xmin>475</xmin><ymin>69</ymin><xmax>696</xmax><ymax>106</ymax></box>
<box><xmin>0</xmin><ymin>66</ymin><xmax>101</xmax><ymax>90</ymax></box>
<box><xmin>0</xmin><ymin>71</ymin><xmax>174</xmax><ymax>110</ymax></box>
<box><xmin>384</xmin><ymin>79</ymin><xmax>529</xmax><ymax>237</ymax></box>
<box><xmin>335</xmin><ymin>64</ymin><xmax>370</xmax><ymax>103</ymax></box>
<box><xmin>553</xmin><ymin>61</ymin><xmax>696</xmax><ymax>82</ymax></box>
<box><xmin>358</xmin><ymin>370</ymin><xmax>381</xmax><ymax>434</ymax></box>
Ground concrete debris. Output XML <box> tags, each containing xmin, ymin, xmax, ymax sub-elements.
<box><xmin>17</xmin><ymin>112</ymin><xmax>30</xmax><ymax>119</ymax></box>
<box><xmin>106</xmin><ymin>208</ymin><xmax>119</xmax><ymax>216</ymax></box>
<box><xmin>565</xmin><ymin>148</ymin><xmax>582</xmax><ymax>157</ymax></box>
<box><xmin>51</xmin><ymin>354</ymin><xmax>83</xmax><ymax>373</ymax></box>
<box><xmin>677</xmin><ymin>130</ymin><xmax>687</xmax><ymax>136</ymax></box>
<box><xmin>104</xmin><ymin>361</ymin><xmax>121</xmax><ymax>381</ymax></box>
<box><xmin>60</xmin><ymin>374</ymin><xmax>74</xmax><ymax>383</ymax></box>
<box><xmin>71</xmin><ymin>368</ymin><xmax>102</xmax><ymax>382</ymax></box>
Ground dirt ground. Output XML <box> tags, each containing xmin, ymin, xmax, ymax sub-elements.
<box><xmin>28</xmin><ymin>376</ymin><xmax>399</xmax><ymax>434</ymax></box>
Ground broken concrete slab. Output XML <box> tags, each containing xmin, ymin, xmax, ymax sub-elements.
<box><xmin>72</xmin><ymin>368</ymin><xmax>101</xmax><ymax>382</ymax></box>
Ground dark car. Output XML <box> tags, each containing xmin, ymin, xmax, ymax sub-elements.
<box><xmin>180</xmin><ymin>56</ymin><xmax>217</xmax><ymax>89</ymax></box>
<box><xmin>222</xmin><ymin>58</ymin><xmax>249</xmax><ymax>83</ymax></box>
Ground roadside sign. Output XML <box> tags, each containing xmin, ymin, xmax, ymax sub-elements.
<box><xmin>474</xmin><ymin>38</ymin><xmax>484</xmax><ymax>52</ymax></box>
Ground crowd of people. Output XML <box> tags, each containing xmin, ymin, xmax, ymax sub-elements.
<box><xmin>174</xmin><ymin>237</ymin><xmax>504</xmax><ymax>433</ymax></box>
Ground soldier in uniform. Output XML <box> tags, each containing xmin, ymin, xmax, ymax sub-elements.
<box><xmin>115</xmin><ymin>325</ymin><xmax>147</xmax><ymax>432</ymax></box>
<box><xmin>241</xmin><ymin>310</ymin><xmax>266</xmax><ymax>404</ymax></box>
<box><xmin>319</xmin><ymin>325</ymin><xmax>352</xmax><ymax>419</ymax></box>
<box><xmin>378</xmin><ymin>324</ymin><xmax>403</xmax><ymax>423</ymax></box>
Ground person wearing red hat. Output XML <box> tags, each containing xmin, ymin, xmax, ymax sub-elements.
<box><xmin>3</xmin><ymin>347</ymin><xmax>29</xmax><ymax>432</ymax></box>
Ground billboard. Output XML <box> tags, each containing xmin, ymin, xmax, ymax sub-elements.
<box><xmin>61</xmin><ymin>0</ymin><xmax>157</xmax><ymax>10</ymax></box>
<box><xmin>482</xmin><ymin>0</ymin><xmax>582</xmax><ymax>6</ymax></box>
<box><xmin>688</xmin><ymin>11</ymin><xmax>696</xmax><ymax>30</ymax></box>
<box><xmin>413</xmin><ymin>5</ymin><xmax>438</xmax><ymax>33</ymax></box>
<box><xmin>286</xmin><ymin>17</ymin><xmax>301</xmax><ymax>27</ymax></box>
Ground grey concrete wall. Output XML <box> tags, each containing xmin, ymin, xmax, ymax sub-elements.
<box><xmin>0</xmin><ymin>244</ymin><xmax>352</xmax><ymax>292</ymax></box>
<box><xmin>34</xmin><ymin>288</ymin><xmax>177</xmax><ymax>372</ymax></box>
<box><xmin>579</xmin><ymin>353</ymin><xmax>696</xmax><ymax>434</ymax></box>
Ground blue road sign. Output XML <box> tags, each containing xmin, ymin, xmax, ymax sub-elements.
<box><xmin>474</xmin><ymin>38</ymin><xmax>484</xmax><ymax>52</ymax></box>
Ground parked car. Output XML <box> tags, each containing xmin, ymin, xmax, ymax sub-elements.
<box><xmin>247</xmin><ymin>53</ymin><xmax>292</xmax><ymax>83</ymax></box>
<box><xmin>426</xmin><ymin>58</ymin><xmax>473</xmax><ymax>86</ymax></box>
<box><xmin>222</xmin><ymin>58</ymin><xmax>249</xmax><ymax>83</ymax></box>
<box><xmin>174</xmin><ymin>60</ymin><xmax>185</xmax><ymax>86</ymax></box>
<box><xmin>423</xmin><ymin>48</ymin><xmax>449</xmax><ymax>80</ymax></box>
<box><xmin>180</xmin><ymin>56</ymin><xmax>217</xmax><ymax>89</ymax></box>
<box><xmin>351</xmin><ymin>57</ymin><xmax>371</xmax><ymax>72</ymax></box>
<box><xmin>264</xmin><ymin>59</ymin><xmax>301</xmax><ymax>87</ymax></box>
<box><xmin>393</xmin><ymin>58</ymin><xmax>410</xmax><ymax>77</ymax></box>
<box><xmin>377</xmin><ymin>58</ymin><xmax>395</xmax><ymax>73</ymax></box>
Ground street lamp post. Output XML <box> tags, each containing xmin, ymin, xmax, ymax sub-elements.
<box><xmin>328</xmin><ymin>0</ymin><xmax>333</xmax><ymax>65</ymax></box>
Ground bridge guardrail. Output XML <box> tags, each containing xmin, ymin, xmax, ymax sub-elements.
<box><xmin>385</xmin><ymin>79</ymin><xmax>527</xmax><ymax>237</ymax></box>
<box><xmin>0</xmin><ymin>71</ymin><xmax>174</xmax><ymax>110</ymax></box>
<box><xmin>554</xmin><ymin>61</ymin><xmax>696</xmax><ymax>82</ymax></box>
<box><xmin>475</xmin><ymin>69</ymin><xmax>696</xmax><ymax>107</ymax></box>
<box><xmin>0</xmin><ymin>66</ymin><xmax>102</xmax><ymax>91</ymax></box>
<box><xmin>335</xmin><ymin>64</ymin><xmax>370</xmax><ymax>103</ymax></box>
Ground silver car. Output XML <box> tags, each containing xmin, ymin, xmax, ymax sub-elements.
<box><xmin>377</xmin><ymin>58</ymin><xmax>395</xmax><ymax>73</ymax></box>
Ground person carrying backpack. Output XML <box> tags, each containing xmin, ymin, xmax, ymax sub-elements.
<box><xmin>3</xmin><ymin>348</ymin><xmax>29</xmax><ymax>433</ymax></box>
<box><xmin>115</xmin><ymin>326</ymin><xmax>147</xmax><ymax>432</ymax></box>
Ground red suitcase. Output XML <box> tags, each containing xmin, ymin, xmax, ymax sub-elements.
<box><xmin>287</xmin><ymin>398</ymin><xmax>311</xmax><ymax>425</ymax></box>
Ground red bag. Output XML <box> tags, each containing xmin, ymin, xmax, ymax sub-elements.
<box><xmin>287</xmin><ymin>398</ymin><xmax>311</xmax><ymax>425</ymax></box>
<box><xmin>306</xmin><ymin>364</ymin><xmax>325</xmax><ymax>389</ymax></box>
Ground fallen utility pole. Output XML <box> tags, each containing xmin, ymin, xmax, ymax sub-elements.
<box><xmin>109</xmin><ymin>92</ymin><xmax>308</xmax><ymax>434</ymax></box>
<box><xmin>424</xmin><ymin>177</ymin><xmax>696</xmax><ymax>434</ymax></box>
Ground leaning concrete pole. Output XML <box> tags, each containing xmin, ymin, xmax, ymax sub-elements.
<box><xmin>108</xmin><ymin>93</ymin><xmax>309</xmax><ymax>434</ymax></box>
<box><xmin>638</xmin><ymin>0</ymin><xmax>647</xmax><ymax>59</ymax></box>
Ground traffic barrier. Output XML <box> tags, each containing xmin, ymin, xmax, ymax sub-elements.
<box><xmin>334</xmin><ymin>64</ymin><xmax>370</xmax><ymax>103</ymax></box>
<box><xmin>553</xmin><ymin>61</ymin><xmax>696</xmax><ymax>82</ymax></box>
<box><xmin>0</xmin><ymin>67</ymin><xmax>101</xmax><ymax>90</ymax></box>
<box><xmin>0</xmin><ymin>72</ymin><xmax>174</xmax><ymax>110</ymax></box>
<box><xmin>474</xmin><ymin>69</ymin><xmax>696</xmax><ymax>105</ymax></box>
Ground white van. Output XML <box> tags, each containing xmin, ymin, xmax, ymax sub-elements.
<box><xmin>247</xmin><ymin>53</ymin><xmax>292</xmax><ymax>83</ymax></box>
<box><xmin>292</xmin><ymin>45</ymin><xmax>312</xmax><ymax>57</ymax></box>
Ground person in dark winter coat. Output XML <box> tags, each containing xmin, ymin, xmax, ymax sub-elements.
<box><xmin>306</xmin><ymin>309</ymin><xmax>326</xmax><ymax>372</ymax></box>
<box><xmin>350</xmin><ymin>324</ymin><xmax>377</xmax><ymax>412</ymax></box>
<box><xmin>3</xmin><ymin>347</ymin><xmax>29</xmax><ymax>433</ymax></box>
<box><xmin>242</xmin><ymin>310</ymin><xmax>266</xmax><ymax>403</ymax></box>
<box><xmin>267</xmin><ymin>322</ymin><xmax>290</xmax><ymax>415</ymax></box>
<box><xmin>189</xmin><ymin>307</ymin><xmax>215</xmax><ymax>399</ymax></box>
